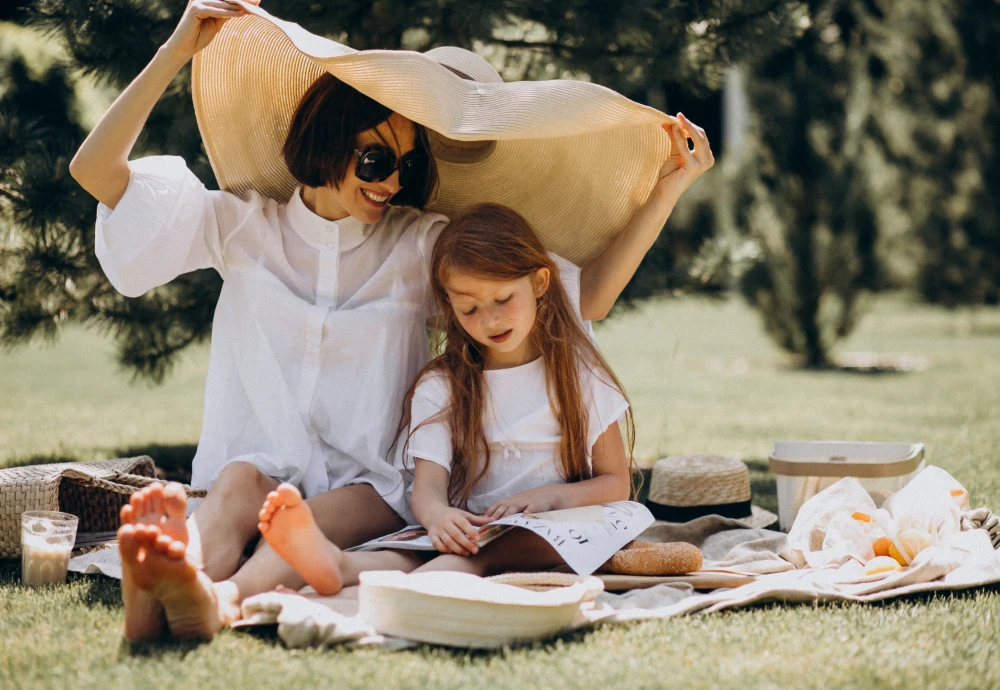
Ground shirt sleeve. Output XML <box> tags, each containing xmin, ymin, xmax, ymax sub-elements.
<box><xmin>403</xmin><ymin>373</ymin><xmax>453</xmax><ymax>472</ymax></box>
<box><xmin>94</xmin><ymin>155</ymin><xmax>258</xmax><ymax>297</ymax></box>
<box><xmin>584</xmin><ymin>366</ymin><xmax>630</xmax><ymax>457</ymax></box>
<box><xmin>549</xmin><ymin>253</ymin><xmax>595</xmax><ymax>339</ymax></box>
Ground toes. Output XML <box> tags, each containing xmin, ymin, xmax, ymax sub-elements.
<box><xmin>129</xmin><ymin>490</ymin><xmax>146</xmax><ymax>515</ymax></box>
<box><xmin>258</xmin><ymin>521</ymin><xmax>270</xmax><ymax>534</ymax></box>
<box><xmin>134</xmin><ymin>524</ymin><xmax>160</xmax><ymax>549</ymax></box>
<box><xmin>166</xmin><ymin>540</ymin><xmax>186</xmax><ymax>559</ymax></box>
<box><xmin>120</xmin><ymin>504</ymin><xmax>135</xmax><ymax>525</ymax></box>
<box><xmin>119</xmin><ymin>524</ymin><xmax>139</xmax><ymax>561</ymax></box>
<box><xmin>162</xmin><ymin>483</ymin><xmax>188</xmax><ymax>519</ymax></box>
<box><xmin>275</xmin><ymin>483</ymin><xmax>303</xmax><ymax>507</ymax></box>
<box><xmin>258</xmin><ymin>504</ymin><xmax>274</xmax><ymax>522</ymax></box>
<box><xmin>146</xmin><ymin>483</ymin><xmax>164</xmax><ymax>515</ymax></box>
<box><xmin>155</xmin><ymin>534</ymin><xmax>175</xmax><ymax>554</ymax></box>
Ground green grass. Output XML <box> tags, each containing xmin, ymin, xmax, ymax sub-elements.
<box><xmin>3</xmin><ymin>294</ymin><xmax>1000</xmax><ymax>689</ymax></box>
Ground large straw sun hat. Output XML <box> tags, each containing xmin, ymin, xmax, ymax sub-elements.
<box><xmin>191</xmin><ymin>3</ymin><xmax>677</xmax><ymax>264</ymax></box>
<box><xmin>358</xmin><ymin>570</ymin><xmax>603</xmax><ymax>648</ymax></box>
<box><xmin>646</xmin><ymin>456</ymin><xmax>778</xmax><ymax>529</ymax></box>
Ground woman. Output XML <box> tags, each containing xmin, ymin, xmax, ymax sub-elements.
<box><xmin>71</xmin><ymin>0</ymin><xmax>714</xmax><ymax>640</ymax></box>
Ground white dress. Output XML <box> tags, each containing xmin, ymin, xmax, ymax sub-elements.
<box><xmin>95</xmin><ymin>156</ymin><xmax>448</xmax><ymax>511</ymax></box>
<box><xmin>400</xmin><ymin>356</ymin><xmax>629</xmax><ymax>517</ymax></box>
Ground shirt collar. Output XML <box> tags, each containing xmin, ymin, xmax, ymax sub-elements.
<box><xmin>286</xmin><ymin>187</ymin><xmax>371</xmax><ymax>253</ymax></box>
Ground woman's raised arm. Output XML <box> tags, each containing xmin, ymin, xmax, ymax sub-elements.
<box><xmin>69</xmin><ymin>0</ymin><xmax>257</xmax><ymax>209</ymax></box>
<box><xmin>578</xmin><ymin>113</ymin><xmax>715</xmax><ymax>320</ymax></box>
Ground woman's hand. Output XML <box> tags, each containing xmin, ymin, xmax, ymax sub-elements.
<box><xmin>162</xmin><ymin>0</ymin><xmax>260</xmax><ymax>62</ymax></box>
<box><xmin>653</xmin><ymin>113</ymin><xmax>715</xmax><ymax>203</ymax></box>
<box><xmin>485</xmin><ymin>487</ymin><xmax>558</xmax><ymax>520</ymax></box>
<box><xmin>426</xmin><ymin>506</ymin><xmax>493</xmax><ymax>557</ymax></box>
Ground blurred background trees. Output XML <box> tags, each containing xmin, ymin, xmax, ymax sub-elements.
<box><xmin>1</xmin><ymin>0</ymin><xmax>998</xmax><ymax>377</ymax></box>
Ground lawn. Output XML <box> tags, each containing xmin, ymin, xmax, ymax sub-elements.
<box><xmin>2</xmin><ymin>294</ymin><xmax>999</xmax><ymax>689</ymax></box>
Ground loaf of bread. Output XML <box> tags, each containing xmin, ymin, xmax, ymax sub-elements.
<box><xmin>600</xmin><ymin>540</ymin><xmax>704</xmax><ymax>576</ymax></box>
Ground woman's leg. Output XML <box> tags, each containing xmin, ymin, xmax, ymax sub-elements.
<box><xmin>414</xmin><ymin>529</ymin><xmax>564</xmax><ymax>577</ymax></box>
<box><xmin>186</xmin><ymin>461</ymin><xmax>279</xmax><ymax>580</ymax></box>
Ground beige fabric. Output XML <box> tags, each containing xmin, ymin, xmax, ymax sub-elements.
<box><xmin>229</xmin><ymin>525</ymin><xmax>1000</xmax><ymax>649</ymax></box>
<box><xmin>190</xmin><ymin>3</ymin><xmax>676</xmax><ymax>264</ymax></box>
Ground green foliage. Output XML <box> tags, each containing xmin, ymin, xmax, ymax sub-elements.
<box><xmin>863</xmin><ymin>0</ymin><xmax>1000</xmax><ymax>307</ymax></box>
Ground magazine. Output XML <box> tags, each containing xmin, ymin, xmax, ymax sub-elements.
<box><xmin>346</xmin><ymin>500</ymin><xmax>655</xmax><ymax>576</ymax></box>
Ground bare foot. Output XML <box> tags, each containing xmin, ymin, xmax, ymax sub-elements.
<box><xmin>258</xmin><ymin>484</ymin><xmax>345</xmax><ymax>595</ymax></box>
<box><xmin>119</xmin><ymin>482</ymin><xmax>190</xmax><ymax>641</ymax></box>
<box><xmin>118</xmin><ymin>522</ymin><xmax>221</xmax><ymax>640</ymax></box>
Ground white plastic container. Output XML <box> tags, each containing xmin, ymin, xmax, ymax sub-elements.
<box><xmin>769</xmin><ymin>441</ymin><xmax>925</xmax><ymax>531</ymax></box>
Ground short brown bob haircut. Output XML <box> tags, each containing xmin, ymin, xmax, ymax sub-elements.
<box><xmin>282</xmin><ymin>73</ymin><xmax>438</xmax><ymax>210</ymax></box>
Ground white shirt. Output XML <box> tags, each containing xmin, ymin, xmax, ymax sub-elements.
<box><xmin>95</xmin><ymin>156</ymin><xmax>448</xmax><ymax>511</ymax></box>
<box><xmin>401</xmin><ymin>355</ymin><xmax>629</xmax><ymax>516</ymax></box>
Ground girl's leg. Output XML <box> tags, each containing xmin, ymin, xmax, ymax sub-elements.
<box><xmin>414</xmin><ymin>529</ymin><xmax>564</xmax><ymax>577</ymax></box>
<box><xmin>187</xmin><ymin>461</ymin><xmax>280</xmax><ymax>580</ymax></box>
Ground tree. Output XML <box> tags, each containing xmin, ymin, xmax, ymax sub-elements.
<box><xmin>863</xmin><ymin>0</ymin><xmax>1000</xmax><ymax>308</ymax></box>
<box><xmin>4</xmin><ymin>0</ymin><xmax>803</xmax><ymax>381</ymax></box>
<box><xmin>733</xmin><ymin>1</ymin><xmax>881</xmax><ymax>368</ymax></box>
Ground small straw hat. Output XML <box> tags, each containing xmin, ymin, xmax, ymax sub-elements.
<box><xmin>646</xmin><ymin>456</ymin><xmax>778</xmax><ymax>529</ymax></box>
<box><xmin>359</xmin><ymin>570</ymin><xmax>603</xmax><ymax>648</ymax></box>
<box><xmin>190</xmin><ymin>3</ymin><xmax>677</xmax><ymax>264</ymax></box>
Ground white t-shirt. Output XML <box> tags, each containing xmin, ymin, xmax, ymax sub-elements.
<box><xmin>95</xmin><ymin>156</ymin><xmax>448</xmax><ymax>511</ymax></box>
<box><xmin>400</xmin><ymin>358</ymin><xmax>629</xmax><ymax>517</ymax></box>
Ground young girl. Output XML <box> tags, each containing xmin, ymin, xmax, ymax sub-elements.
<box><xmin>256</xmin><ymin>203</ymin><xmax>636</xmax><ymax>593</ymax></box>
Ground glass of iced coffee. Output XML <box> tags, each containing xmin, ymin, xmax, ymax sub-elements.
<box><xmin>21</xmin><ymin>511</ymin><xmax>79</xmax><ymax>586</ymax></box>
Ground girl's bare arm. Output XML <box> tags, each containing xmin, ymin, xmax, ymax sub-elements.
<box><xmin>411</xmin><ymin>459</ymin><xmax>493</xmax><ymax>556</ymax></box>
<box><xmin>69</xmin><ymin>0</ymin><xmax>256</xmax><ymax>209</ymax></box>
<box><xmin>578</xmin><ymin>113</ymin><xmax>715</xmax><ymax>320</ymax></box>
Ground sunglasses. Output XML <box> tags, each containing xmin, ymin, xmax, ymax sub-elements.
<box><xmin>353</xmin><ymin>145</ymin><xmax>425</xmax><ymax>188</ymax></box>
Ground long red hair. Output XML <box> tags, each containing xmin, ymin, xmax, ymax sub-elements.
<box><xmin>400</xmin><ymin>203</ymin><xmax>636</xmax><ymax>508</ymax></box>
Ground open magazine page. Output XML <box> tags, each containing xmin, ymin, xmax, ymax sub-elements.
<box><xmin>346</xmin><ymin>500</ymin><xmax>655</xmax><ymax>576</ymax></box>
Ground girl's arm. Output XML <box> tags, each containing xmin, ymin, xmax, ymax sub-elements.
<box><xmin>484</xmin><ymin>422</ymin><xmax>631</xmax><ymax>519</ymax></box>
<box><xmin>578</xmin><ymin>113</ymin><xmax>715</xmax><ymax>321</ymax></box>
<box><xmin>69</xmin><ymin>0</ymin><xmax>256</xmax><ymax>209</ymax></box>
<box><xmin>411</xmin><ymin>459</ymin><xmax>494</xmax><ymax>557</ymax></box>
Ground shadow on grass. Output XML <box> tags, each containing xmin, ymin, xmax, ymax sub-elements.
<box><xmin>1</xmin><ymin>453</ymin><xmax>82</xmax><ymax>469</ymax></box>
<box><xmin>2</xmin><ymin>444</ymin><xmax>197</xmax><ymax>484</ymax></box>
<box><xmin>114</xmin><ymin>443</ymin><xmax>197</xmax><ymax>483</ymax></box>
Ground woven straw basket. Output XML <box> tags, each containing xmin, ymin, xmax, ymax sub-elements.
<box><xmin>0</xmin><ymin>456</ymin><xmax>205</xmax><ymax>558</ymax></box>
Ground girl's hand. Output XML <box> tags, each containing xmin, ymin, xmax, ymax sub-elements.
<box><xmin>427</xmin><ymin>507</ymin><xmax>493</xmax><ymax>557</ymax></box>
<box><xmin>653</xmin><ymin>113</ymin><xmax>715</xmax><ymax>203</ymax></box>
<box><xmin>162</xmin><ymin>0</ymin><xmax>260</xmax><ymax>62</ymax></box>
<box><xmin>485</xmin><ymin>488</ymin><xmax>557</xmax><ymax>519</ymax></box>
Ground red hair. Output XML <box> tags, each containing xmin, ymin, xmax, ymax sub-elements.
<box><xmin>400</xmin><ymin>203</ymin><xmax>636</xmax><ymax>507</ymax></box>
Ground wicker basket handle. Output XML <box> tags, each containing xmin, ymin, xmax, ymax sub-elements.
<box><xmin>61</xmin><ymin>469</ymin><xmax>207</xmax><ymax>498</ymax></box>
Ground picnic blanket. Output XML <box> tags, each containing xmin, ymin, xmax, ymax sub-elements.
<box><xmin>231</xmin><ymin>515</ymin><xmax>1000</xmax><ymax>648</ymax></box>
<box><xmin>68</xmin><ymin>467</ymin><xmax>1000</xmax><ymax>649</ymax></box>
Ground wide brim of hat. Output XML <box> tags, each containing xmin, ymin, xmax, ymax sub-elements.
<box><xmin>358</xmin><ymin>570</ymin><xmax>597</xmax><ymax>648</ymax></box>
<box><xmin>651</xmin><ymin>504</ymin><xmax>779</xmax><ymax>530</ymax></box>
<box><xmin>191</xmin><ymin>3</ymin><xmax>675</xmax><ymax>264</ymax></box>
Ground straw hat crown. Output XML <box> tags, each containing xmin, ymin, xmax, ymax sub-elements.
<box><xmin>650</xmin><ymin>455</ymin><xmax>752</xmax><ymax>507</ymax></box>
<box><xmin>647</xmin><ymin>455</ymin><xmax>777</xmax><ymax>529</ymax></box>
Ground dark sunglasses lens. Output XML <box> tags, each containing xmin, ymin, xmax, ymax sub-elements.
<box><xmin>356</xmin><ymin>149</ymin><xmax>395</xmax><ymax>182</ymax></box>
<box><xmin>398</xmin><ymin>153</ymin><xmax>425</xmax><ymax>187</ymax></box>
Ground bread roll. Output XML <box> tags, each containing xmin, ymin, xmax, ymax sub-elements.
<box><xmin>600</xmin><ymin>540</ymin><xmax>703</xmax><ymax>576</ymax></box>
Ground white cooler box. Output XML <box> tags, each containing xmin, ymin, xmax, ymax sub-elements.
<box><xmin>768</xmin><ymin>441</ymin><xmax>926</xmax><ymax>531</ymax></box>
